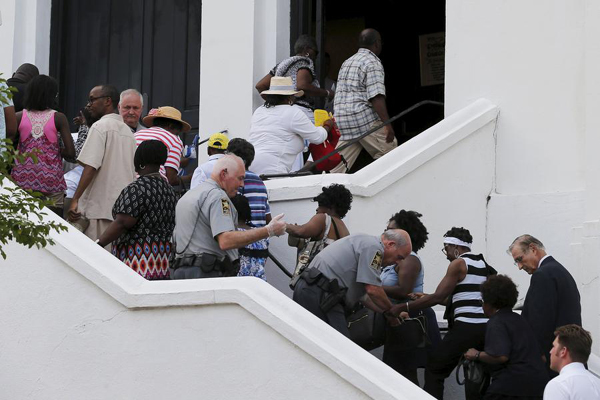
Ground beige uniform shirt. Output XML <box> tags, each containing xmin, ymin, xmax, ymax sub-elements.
<box><xmin>77</xmin><ymin>113</ymin><xmax>137</xmax><ymax>220</ymax></box>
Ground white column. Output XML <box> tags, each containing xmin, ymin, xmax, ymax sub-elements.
<box><xmin>198</xmin><ymin>0</ymin><xmax>289</xmax><ymax>144</ymax></box>
<box><xmin>9</xmin><ymin>0</ymin><xmax>51</xmax><ymax>74</ymax></box>
<box><xmin>0</xmin><ymin>0</ymin><xmax>17</xmax><ymax>76</ymax></box>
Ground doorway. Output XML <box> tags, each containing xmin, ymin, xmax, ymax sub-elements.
<box><xmin>291</xmin><ymin>0</ymin><xmax>446</xmax><ymax>170</ymax></box>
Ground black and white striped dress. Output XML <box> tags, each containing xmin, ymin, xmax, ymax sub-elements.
<box><xmin>450</xmin><ymin>253</ymin><xmax>489</xmax><ymax>324</ymax></box>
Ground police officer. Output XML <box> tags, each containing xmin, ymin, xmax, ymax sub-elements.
<box><xmin>171</xmin><ymin>154</ymin><xmax>286</xmax><ymax>279</ymax></box>
<box><xmin>293</xmin><ymin>229</ymin><xmax>412</xmax><ymax>336</ymax></box>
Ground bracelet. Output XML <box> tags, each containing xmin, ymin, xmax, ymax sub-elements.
<box><xmin>406</xmin><ymin>301</ymin><xmax>410</xmax><ymax>312</ymax></box>
<box><xmin>476</xmin><ymin>351</ymin><xmax>480</xmax><ymax>360</ymax></box>
<box><xmin>325</xmin><ymin>89</ymin><xmax>331</xmax><ymax>98</ymax></box>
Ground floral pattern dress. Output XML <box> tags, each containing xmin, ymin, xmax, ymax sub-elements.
<box><xmin>236</xmin><ymin>227</ymin><xmax>269</xmax><ymax>281</ymax></box>
<box><xmin>111</xmin><ymin>174</ymin><xmax>177</xmax><ymax>280</ymax></box>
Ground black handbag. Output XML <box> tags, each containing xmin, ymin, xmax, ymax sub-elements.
<box><xmin>384</xmin><ymin>314</ymin><xmax>430</xmax><ymax>352</ymax></box>
<box><xmin>346</xmin><ymin>306</ymin><xmax>386</xmax><ymax>350</ymax></box>
<box><xmin>456</xmin><ymin>355</ymin><xmax>486</xmax><ymax>387</ymax></box>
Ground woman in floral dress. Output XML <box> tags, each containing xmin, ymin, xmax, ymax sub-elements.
<box><xmin>231</xmin><ymin>194</ymin><xmax>269</xmax><ymax>281</ymax></box>
<box><xmin>97</xmin><ymin>140</ymin><xmax>177</xmax><ymax>280</ymax></box>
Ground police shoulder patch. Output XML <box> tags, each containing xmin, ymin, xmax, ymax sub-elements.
<box><xmin>221</xmin><ymin>199</ymin><xmax>231</xmax><ymax>215</ymax></box>
<box><xmin>370</xmin><ymin>250</ymin><xmax>383</xmax><ymax>272</ymax></box>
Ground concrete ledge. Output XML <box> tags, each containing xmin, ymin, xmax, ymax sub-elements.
<box><xmin>265</xmin><ymin>98</ymin><xmax>499</xmax><ymax>201</ymax></box>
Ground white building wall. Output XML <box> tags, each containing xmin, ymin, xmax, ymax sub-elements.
<box><xmin>198</xmin><ymin>0</ymin><xmax>289</xmax><ymax>150</ymax></box>
<box><xmin>446</xmin><ymin>0</ymin><xmax>599</xmax><ymax>356</ymax></box>
<box><xmin>0</xmin><ymin>0</ymin><xmax>51</xmax><ymax>76</ymax></box>
<box><xmin>0</xmin><ymin>208</ymin><xmax>432</xmax><ymax>399</ymax></box>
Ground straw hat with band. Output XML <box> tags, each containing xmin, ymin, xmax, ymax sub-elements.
<box><xmin>260</xmin><ymin>76</ymin><xmax>304</xmax><ymax>97</ymax></box>
<box><xmin>142</xmin><ymin>106</ymin><xmax>191</xmax><ymax>132</ymax></box>
<box><xmin>208</xmin><ymin>132</ymin><xmax>229</xmax><ymax>150</ymax></box>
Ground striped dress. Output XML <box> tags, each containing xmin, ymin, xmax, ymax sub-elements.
<box><xmin>449</xmin><ymin>252</ymin><xmax>490</xmax><ymax>325</ymax></box>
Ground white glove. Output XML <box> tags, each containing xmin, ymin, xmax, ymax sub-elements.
<box><xmin>266</xmin><ymin>213</ymin><xmax>286</xmax><ymax>237</ymax></box>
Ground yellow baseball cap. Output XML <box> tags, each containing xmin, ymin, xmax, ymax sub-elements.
<box><xmin>208</xmin><ymin>132</ymin><xmax>229</xmax><ymax>149</ymax></box>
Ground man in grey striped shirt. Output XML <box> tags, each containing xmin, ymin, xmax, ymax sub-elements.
<box><xmin>395</xmin><ymin>227</ymin><xmax>494</xmax><ymax>400</ymax></box>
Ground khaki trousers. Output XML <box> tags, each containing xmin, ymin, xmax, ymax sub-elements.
<box><xmin>84</xmin><ymin>219</ymin><xmax>113</xmax><ymax>251</ymax></box>
<box><xmin>330</xmin><ymin>119</ymin><xmax>398</xmax><ymax>173</ymax></box>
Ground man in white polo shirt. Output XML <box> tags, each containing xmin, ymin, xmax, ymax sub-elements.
<box><xmin>544</xmin><ymin>324</ymin><xmax>600</xmax><ymax>399</ymax></box>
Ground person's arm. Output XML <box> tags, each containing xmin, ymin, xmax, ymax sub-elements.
<box><xmin>370</xmin><ymin>94</ymin><xmax>395</xmax><ymax>143</ymax></box>
<box><xmin>216</xmin><ymin>214</ymin><xmax>286</xmax><ymax>250</ymax></box>
<box><xmin>383</xmin><ymin>255</ymin><xmax>421</xmax><ymax>300</ymax></box>
<box><xmin>165</xmin><ymin>166</ymin><xmax>180</xmax><ymax>186</ymax></box>
<box><xmin>255</xmin><ymin>72</ymin><xmax>274</xmax><ymax>95</ymax></box>
<box><xmin>67</xmin><ymin>164</ymin><xmax>97</xmax><ymax>221</ymax></box>
<box><xmin>55</xmin><ymin>112</ymin><xmax>76</xmax><ymax>160</ymax></box>
<box><xmin>364</xmin><ymin>284</ymin><xmax>394</xmax><ymax>312</ymax></box>
<box><xmin>7</xmin><ymin>110</ymin><xmax>21</xmax><ymax>143</ymax></box>
<box><xmin>391</xmin><ymin>258</ymin><xmax>466</xmax><ymax>315</ymax></box>
<box><xmin>285</xmin><ymin>213</ymin><xmax>325</xmax><ymax>239</ymax></box>
<box><xmin>4</xmin><ymin>105</ymin><xmax>17</xmax><ymax>141</ymax></box>
<box><xmin>296</xmin><ymin>69</ymin><xmax>334</xmax><ymax>100</ymax></box>
<box><xmin>290</xmin><ymin>110</ymin><xmax>332</xmax><ymax>145</ymax></box>
<box><xmin>97</xmin><ymin>214</ymin><xmax>137</xmax><ymax>247</ymax></box>
<box><xmin>464</xmin><ymin>349</ymin><xmax>508</xmax><ymax>365</ymax></box>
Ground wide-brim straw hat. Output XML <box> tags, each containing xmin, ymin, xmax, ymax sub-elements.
<box><xmin>142</xmin><ymin>106</ymin><xmax>191</xmax><ymax>132</ymax></box>
<box><xmin>260</xmin><ymin>76</ymin><xmax>304</xmax><ymax>97</ymax></box>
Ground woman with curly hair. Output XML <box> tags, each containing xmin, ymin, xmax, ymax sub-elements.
<box><xmin>464</xmin><ymin>275</ymin><xmax>548</xmax><ymax>399</ymax></box>
<box><xmin>380</xmin><ymin>210</ymin><xmax>441</xmax><ymax>385</ymax></box>
<box><xmin>286</xmin><ymin>184</ymin><xmax>352</xmax><ymax>276</ymax></box>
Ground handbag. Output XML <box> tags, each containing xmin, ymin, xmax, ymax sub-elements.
<box><xmin>289</xmin><ymin>215</ymin><xmax>335</xmax><ymax>288</ymax></box>
<box><xmin>347</xmin><ymin>305</ymin><xmax>386</xmax><ymax>350</ymax></box>
<box><xmin>384</xmin><ymin>314</ymin><xmax>430</xmax><ymax>352</ymax></box>
<box><xmin>456</xmin><ymin>355</ymin><xmax>486</xmax><ymax>387</ymax></box>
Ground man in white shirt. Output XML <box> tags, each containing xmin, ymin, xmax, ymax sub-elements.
<box><xmin>544</xmin><ymin>324</ymin><xmax>600</xmax><ymax>399</ymax></box>
<box><xmin>190</xmin><ymin>132</ymin><xmax>228</xmax><ymax>189</ymax></box>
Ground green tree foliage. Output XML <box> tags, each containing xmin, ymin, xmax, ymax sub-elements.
<box><xmin>0</xmin><ymin>74</ymin><xmax>67</xmax><ymax>259</ymax></box>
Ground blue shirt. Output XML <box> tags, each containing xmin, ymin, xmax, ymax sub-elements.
<box><xmin>238</xmin><ymin>170</ymin><xmax>271</xmax><ymax>227</ymax></box>
<box><xmin>380</xmin><ymin>251</ymin><xmax>424</xmax><ymax>303</ymax></box>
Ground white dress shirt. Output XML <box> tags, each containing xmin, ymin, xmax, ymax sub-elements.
<box><xmin>190</xmin><ymin>153</ymin><xmax>224</xmax><ymax>190</ymax></box>
<box><xmin>544</xmin><ymin>362</ymin><xmax>600</xmax><ymax>400</ymax></box>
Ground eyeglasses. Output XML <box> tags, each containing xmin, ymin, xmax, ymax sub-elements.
<box><xmin>87</xmin><ymin>95</ymin><xmax>109</xmax><ymax>105</ymax></box>
<box><xmin>441</xmin><ymin>245</ymin><xmax>451</xmax><ymax>255</ymax></box>
<box><xmin>513</xmin><ymin>248</ymin><xmax>529</xmax><ymax>266</ymax></box>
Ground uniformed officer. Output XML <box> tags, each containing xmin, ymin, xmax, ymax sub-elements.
<box><xmin>171</xmin><ymin>154</ymin><xmax>286</xmax><ymax>279</ymax></box>
<box><xmin>293</xmin><ymin>229</ymin><xmax>412</xmax><ymax>336</ymax></box>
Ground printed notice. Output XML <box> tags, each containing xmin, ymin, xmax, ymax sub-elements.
<box><xmin>419</xmin><ymin>32</ymin><xmax>445</xmax><ymax>87</ymax></box>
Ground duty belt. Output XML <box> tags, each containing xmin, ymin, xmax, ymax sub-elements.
<box><xmin>171</xmin><ymin>254</ymin><xmax>214</xmax><ymax>270</ymax></box>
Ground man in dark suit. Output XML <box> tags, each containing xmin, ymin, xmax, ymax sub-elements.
<box><xmin>509</xmin><ymin>234</ymin><xmax>581</xmax><ymax>376</ymax></box>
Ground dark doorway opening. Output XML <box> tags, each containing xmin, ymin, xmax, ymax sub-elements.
<box><xmin>49</xmin><ymin>0</ymin><xmax>201</xmax><ymax>137</ymax></box>
<box><xmin>291</xmin><ymin>0</ymin><xmax>445</xmax><ymax>170</ymax></box>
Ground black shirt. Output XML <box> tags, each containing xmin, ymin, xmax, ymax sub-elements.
<box><xmin>484</xmin><ymin>308</ymin><xmax>549</xmax><ymax>396</ymax></box>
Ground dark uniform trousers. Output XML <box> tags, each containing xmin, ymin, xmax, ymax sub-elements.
<box><xmin>424</xmin><ymin>321</ymin><xmax>488</xmax><ymax>400</ymax></box>
<box><xmin>293</xmin><ymin>277</ymin><xmax>350</xmax><ymax>337</ymax></box>
<box><xmin>170</xmin><ymin>266</ymin><xmax>223</xmax><ymax>279</ymax></box>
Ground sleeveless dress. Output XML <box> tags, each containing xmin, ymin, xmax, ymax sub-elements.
<box><xmin>11</xmin><ymin>109</ymin><xmax>66</xmax><ymax>195</ymax></box>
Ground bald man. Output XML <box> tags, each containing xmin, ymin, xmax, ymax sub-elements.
<box><xmin>172</xmin><ymin>155</ymin><xmax>286</xmax><ymax>279</ymax></box>
<box><xmin>331</xmin><ymin>28</ymin><xmax>397</xmax><ymax>173</ymax></box>
<box><xmin>293</xmin><ymin>229</ymin><xmax>412</xmax><ymax>336</ymax></box>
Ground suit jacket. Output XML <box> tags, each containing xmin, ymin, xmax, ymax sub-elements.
<box><xmin>522</xmin><ymin>256</ymin><xmax>581</xmax><ymax>358</ymax></box>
